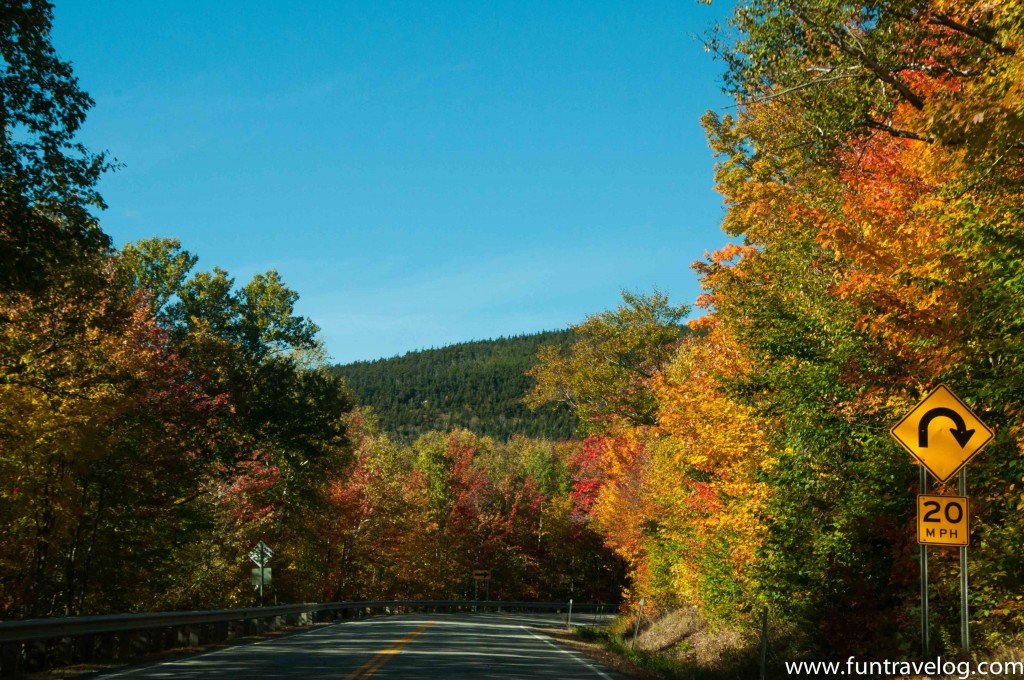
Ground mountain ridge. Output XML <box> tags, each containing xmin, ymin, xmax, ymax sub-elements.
<box><xmin>332</xmin><ymin>329</ymin><xmax>578</xmax><ymax>442</ymax></box>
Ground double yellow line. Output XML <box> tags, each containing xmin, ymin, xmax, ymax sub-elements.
<box><xmin>345</xmin><ymin>621</ymin><xmax>437</xmax><ymax>679</ymax></box>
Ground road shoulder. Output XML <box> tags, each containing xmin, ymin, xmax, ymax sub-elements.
<box><xmin>536</xmin><ymin>627</ymin><xmax>662</xmax><ymax>679</ymax></box>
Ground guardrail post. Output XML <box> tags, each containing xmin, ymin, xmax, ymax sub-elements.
<box><xmin>1</xmin><ymin>641</ymin><xmax>22</xmax><ymax>676</ymax></box>
<box><xmin>22</xmin><ymin>640</ymin><xmax>43</xmax><ymax>673</ymax></box>
<box><xmin>116</xmin><ymin>633</ymin><xmax>130</xmax><ymax>662</ymax></box>
<box><xmin>53</xmin><ymin>636</ymin><xmax>73</xmax><ymax>668</ymax></box>
<box><xmin>138</xmin><ymin>628</ymin><xmax>151</xmax><ymax>653</ymax></box>
<box><xmin>153</xmin><ymin>628</ymin><xmax>167</xmax><ymax>653</ymax></box>
<box><xmin>178</xmin><ymin>625</ymin><xmax>197</xmax><ymax>647</ymax></box>
<box><xmin>97</xmin><ymin>632</ymin><xmax>115</xmax><ymax>662</ymax></box>
<box><xmin>77</xmin><ymin>633</ymin><xmax>95</xmax><ymax>663</ymax></box>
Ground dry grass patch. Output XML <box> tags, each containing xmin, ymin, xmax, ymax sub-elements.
<box><xmin>635</xmin><ymin>606</ymin><xmax>703</xmax><ymax>653</ymax></box>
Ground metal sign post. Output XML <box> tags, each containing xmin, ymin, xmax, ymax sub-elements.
<box><xmin>919</xmin><ymin>467</ymin><xmax>929</xmax><ymax>659</ymax></box>
<box><xmin>249</xmin><ymin>541</ymin><xmax>274</xmax><ymax>607</ymax></box>
<box><xmin>959</xmin><ymin>468</ymin><xmax>970</xmax><ymax>654</ymax></box>
<box><xmin>631</xmin><ymin>598</ymin><xmax>645</xmax><ymax>651</ymax></box>
<box><xmin>472</xmin><ymin>569</ymin><xmax>491</xmax><ymax>606</ymax></box>
<box><xmin>472</xmin><ymin>569</ymin><xmax>492</xmax><ymax>601</ymax></box>
<box><xmin>760</xmin><ymin>606</ymin><xmax>769</xmax><ymax>680</ymax></box>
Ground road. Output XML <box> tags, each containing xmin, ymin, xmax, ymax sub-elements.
<box><xmin>99</xmin><ymin>612</ymin><xmax>626</xmax><ymax>679</ymax></box>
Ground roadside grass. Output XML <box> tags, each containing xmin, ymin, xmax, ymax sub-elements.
<box><xmin>573</xmin><ymin>625</ymin><xmax>760</xmax><ymax>680</ymax></box>
<box><xmin>575</xmin><ymin>613</ymin><xmax>1024</xmax><ymax>680</ymax></box>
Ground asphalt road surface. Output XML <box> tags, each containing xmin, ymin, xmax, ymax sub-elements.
<box><xmin>99</xmin><ymin>612</ymin><xmax>626</xmax><ymax>679</ymax></box>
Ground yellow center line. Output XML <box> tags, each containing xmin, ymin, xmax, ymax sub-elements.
<box><xmin>345</xmin><ymin>621</ymin><xmax>436</xmax><ymax>679</ymax></box>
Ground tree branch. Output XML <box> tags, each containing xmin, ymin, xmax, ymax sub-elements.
<box><xmin>897</xmin><ymin>63</ymin><xmax>984</xmax><ymax>78</ymax></box>
<box><xmin>722</xmin><ymin>73</ymin><xmax>868</xmax><ymax>110</ymax></box>
<box><xmin>864</xmin><ymin>118</ymin><xmax>930</xmax><ymax>142</ymax></box>
<box><xmin>790</xmin><ymin>5</ymin><xmax>926</xmax><ymax>110</ymax></box>
<box><xmin>832</xmin><ymin>26</ymin><xmax>926</xmax><ymax>109</ymax></box>
<box><xmin>928</xmin><ymin>13</ymin><xmax>1013</xmax><ymax>55</ymax></box>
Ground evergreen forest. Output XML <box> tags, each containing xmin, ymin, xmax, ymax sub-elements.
<box><xmin>332</xmin><ymin>332</ymin><xmax>578</xmax><ymax>442</ymax></box>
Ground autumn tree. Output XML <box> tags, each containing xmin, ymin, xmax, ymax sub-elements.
<box><xmin>684</xmin><ymin>0</ymin><xmax>1024</xmax><ymax>658</ymax></box>
<box><xmin>0</xmin><ymin>263</ymin><xmax>225</xmax><ymax>616</ymax></box>
<box><xmin>309</xmin><ymin>412</ymin><xmax>437</xmax><ymax>601</ymax></box>
<box><xmin>525</xmin><ymin>292</ymin><xmax>692</xmax><ymax>614</ymax></box>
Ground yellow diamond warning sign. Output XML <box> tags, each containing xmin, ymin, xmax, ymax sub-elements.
<box><xmin>891</xmin><ymin>385</ymin><xmax>993</xmax><ymax>483</ymax></box>
<box><xmin>917</xmin><ymin>495</ymin><xmax>969</xmax><ymax>546</ymax></box>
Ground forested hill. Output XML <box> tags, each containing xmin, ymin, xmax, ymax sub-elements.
<box><xmin>332</xmin><ymin>330</ymin><xmax>577</xmax><ymax>441</ymax></box>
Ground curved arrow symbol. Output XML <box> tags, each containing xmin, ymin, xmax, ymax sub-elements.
<box><xmin>919</xmin><ymin>407</ymin><xmax>975</xmax><ymax>448</ymax></box>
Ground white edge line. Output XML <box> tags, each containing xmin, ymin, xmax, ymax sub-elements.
<box><xmin>522</xmin><ymin>625</ymin><xmax>616</xmax><ymax>680</ymax></box>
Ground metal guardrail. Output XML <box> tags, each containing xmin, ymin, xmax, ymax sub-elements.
<box><xmin>0</xmin><ymin>599</ymin><xmax>613</xmax><ymax>676</ymax></box>
<box><xmin>0</xmin><ymin>603</ymin><xmax>322</xmax><ymax>645</ymax></box>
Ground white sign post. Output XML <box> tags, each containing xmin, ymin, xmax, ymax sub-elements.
<box><xmin>249</xmin><ymin>541</ymin><xmax>274</xmax><ymax>606</ymax></box>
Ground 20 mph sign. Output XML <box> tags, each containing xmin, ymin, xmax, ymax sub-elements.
<box><xmin>917</xmin><ymin>495</ymin><xmax>969</xmax><ymax>547</ymax></box>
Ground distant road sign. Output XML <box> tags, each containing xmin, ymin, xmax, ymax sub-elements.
<box><xmin>918</xmin><ymin>495</ymin><xmax>969</xmax><ymax>546</ymax></box>
<box><xmin>249</xmin><ymin>541</ymin><xmax>274</xmax><ymax>568</ymax></box>
<box><xmin>472</xmin><ymin>570</ymin><xmax>491</xmax><ymax>581</ymax></box>
<box><xmin>891</xmin><ymin>385</ymin><xmax>993</xmax><ymax>483</ymax></box>
<box><xmin>251</xmin><ymin>567</ymin><xmax>273</xmax><ymax>587</ymax></box>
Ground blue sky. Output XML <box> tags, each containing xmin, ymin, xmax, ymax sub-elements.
<box><xmin>53</xmin><ymin>1</ymin><xmax>735</xmax><ymax>364</ymax></box>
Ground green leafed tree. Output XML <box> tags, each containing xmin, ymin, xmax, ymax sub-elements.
<box><xmin>1</xmin><ymin>0</ymin><xmax>113</xmax><ymax>291</ymax></box>
<box><xmin>703</xmin><ymin>0</ymin><xmax>1022</xmax><ymax>164</ymax></box>
<box><xmin>525</xmin><ymin>290</ymin><xmax>689</xmax><ymax>431</ymax></box>
<box><xmin>114</xmin><ymin>238</ymin><xmax>357</xmax><ymax>604</ymax></box>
